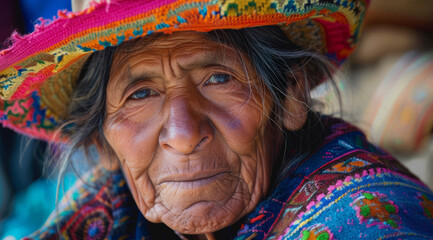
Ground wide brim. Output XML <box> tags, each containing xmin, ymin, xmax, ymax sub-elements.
<box><xmin>0</xmin><ymin>0</ymin><xmax>369</xmax><ymax>141</ymax></box>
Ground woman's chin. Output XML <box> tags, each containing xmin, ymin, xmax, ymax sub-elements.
<box><xmin>143</xmin><ymin>181</ymin><xmax>257</xmax><ymax>234</ymax></box>
<box><xmin>158</xmin><ymin>200</ymin><xmax>244</xmax><ymax>234</ymax></box>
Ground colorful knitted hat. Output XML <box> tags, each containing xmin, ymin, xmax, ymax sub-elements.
<box><xmin>0</xmin><ymin>0</ymin><xmax>369</xmax><ymax>141</ymax></box>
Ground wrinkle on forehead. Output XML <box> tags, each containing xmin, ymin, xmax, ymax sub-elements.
<box><xmin>109</xmin><ymin>32</ymin><xmax>245</xmax><ymax>87</ymax></box>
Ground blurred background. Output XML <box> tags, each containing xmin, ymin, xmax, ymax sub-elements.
<box><xmin>0</xmin><ymin>0</ymin><xmax>72</xmax><ymax>239</ymax></box>
<box><xmin>314</xmin><ymin>0</ymin><xmax>433</xmax><ymax>188</ymax></box>
<box><xmin>0</xmin><ymin>0</ymin><xmax>432</xmax><ymax>239</ymax></box>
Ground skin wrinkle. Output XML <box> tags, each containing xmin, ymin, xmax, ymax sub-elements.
<box><xmin>121</xmin><ymin>159</ymin><xmax>155</xmax><ymax>212</ymax></box>
<box><xmin>101</xmin><ymin>32</ymin><xmax>307</xmax><ymax>238</ymax></box>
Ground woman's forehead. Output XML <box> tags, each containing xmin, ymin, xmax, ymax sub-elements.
<box><xmin>113</xmin><ymin>31</ymin><xmax>235</xmax><ymax>62</ymax></box>
<box><xmin>109</xmin><ymin>32</ymin><xmax>253</xmax><ymax>84</ymax></box>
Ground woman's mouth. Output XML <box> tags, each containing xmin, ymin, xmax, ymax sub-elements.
<box><xmin>159</xmin><ymin>172</ymin><xmax>231</xmax><ymax>188</ymax></box>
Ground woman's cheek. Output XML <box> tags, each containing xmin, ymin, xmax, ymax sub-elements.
<box><xmin>121</xmin><ymin>160</ymin><xmax>157</xmax><ymax>217</ymax></box>
<box><xmin>195</xmin><ymin>78</ymin><xmax>262</xmax><ymax>152</ymax></box>
<box><xmin>104</xmin><ymin>97</ymin><xmax>163</xmax><ymax>158</ymax></box>
<box><xmin>212</xmin><ymin>104</ymin><xmax>264</xmax><ymax>156</ymax></box>
<box><xmin>119</xmin><ymin>97</ymin><xmax>163</xmax><ymax>123</ymax></box>
<box><xmin>105</xmin><ymin>115</ymin><xmax>160</xmax><ymax>168</ymax></box>
<box><xmin>104</xmin><ymin>111</ymin><xmax>162</xmax><ymax>219</ymax></box>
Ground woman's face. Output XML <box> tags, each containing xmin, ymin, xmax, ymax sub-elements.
<box><xmin>103</xmin><ymin>32</ymin><xmax>276</xmax><ymax>234</ymax></box>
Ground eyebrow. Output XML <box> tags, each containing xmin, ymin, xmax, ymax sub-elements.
<box><xmin>176</xmin><ymin>49</ymin><xmax>228</xmax><ymax>70</ymax></box>
<box><xmin>119</xmin><ymin>65</ymin><xmax>155</xmax><ymax>98</ymax></box>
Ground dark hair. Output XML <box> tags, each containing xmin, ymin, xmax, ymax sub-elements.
<box><xmin>49</xmin><ymin>25</ymin><xmax>337</xmax><ymax>192</ymax></box>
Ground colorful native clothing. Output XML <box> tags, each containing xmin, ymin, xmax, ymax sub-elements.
<box><xmin>25</xmin><ymin>117</ymin><xmax>433</xmax><ymax>239</ymax></box>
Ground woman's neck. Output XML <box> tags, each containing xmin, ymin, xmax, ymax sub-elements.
<box><xmin>196</xmin><ymin>233</ymin><xmax>216</xmax><ymax>240</ymax></box>
<box><xmin>176</xmin><ymin>232</ymin><xmax>216</xmax><ymax>240</ymax></box>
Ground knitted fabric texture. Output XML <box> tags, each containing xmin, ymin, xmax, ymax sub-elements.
<box><xmin>0</xmin><ymin>0</ymin><xmax>369</xmax><ymax>141</ymax></box>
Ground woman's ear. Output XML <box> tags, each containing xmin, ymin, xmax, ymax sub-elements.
<box><xmin>282</xmin><ymin>79</ymin><xmax>309</xmax><ymax>131</ymax></box>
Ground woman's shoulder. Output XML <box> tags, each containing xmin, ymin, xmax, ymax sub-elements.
<box><xmin>274</xmin><ymin>118</ymin><xmax>433</xmax><ymax>239</ymax></box>
<box><xmin>23</xmin><ymin>167</ymin><xmax>139</xmax><ymax>240</ymax></box>
<box><xmin>236</xmin><ymin>117</ymin><xmax>433</xmax><ymax>239</ymax></box>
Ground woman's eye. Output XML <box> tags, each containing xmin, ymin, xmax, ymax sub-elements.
<box><xmin>129</xmin><ymin>89</ymin><xmax>159</xmax><ymax>100</ymax></box>
<box><xmin>204</xmin><ymin>74</ymin><xmax>231</xmax><ymax>85</ymax></box>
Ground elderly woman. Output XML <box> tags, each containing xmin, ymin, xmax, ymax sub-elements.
<box><xmin>1</xmin><ymin>0</ymin><xmax>433</xmax><ymax>239</ymax></box>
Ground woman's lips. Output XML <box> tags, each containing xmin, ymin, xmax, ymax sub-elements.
<box><xmin>158</xmin><ymin>172</ymin><xmax>231</xmax><ymax>188</ymax></box>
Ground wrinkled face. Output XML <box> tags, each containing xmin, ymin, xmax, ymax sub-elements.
<box><xmin>103</xmin><ymin>32</ymin><xmax>276</xmax><ymax>234</ymax></box>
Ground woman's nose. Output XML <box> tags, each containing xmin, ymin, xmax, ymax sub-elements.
<box><xmin>159</xmin><ymin>98</ymin><xmax>213</xmax><ymax>154</ymax></box>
